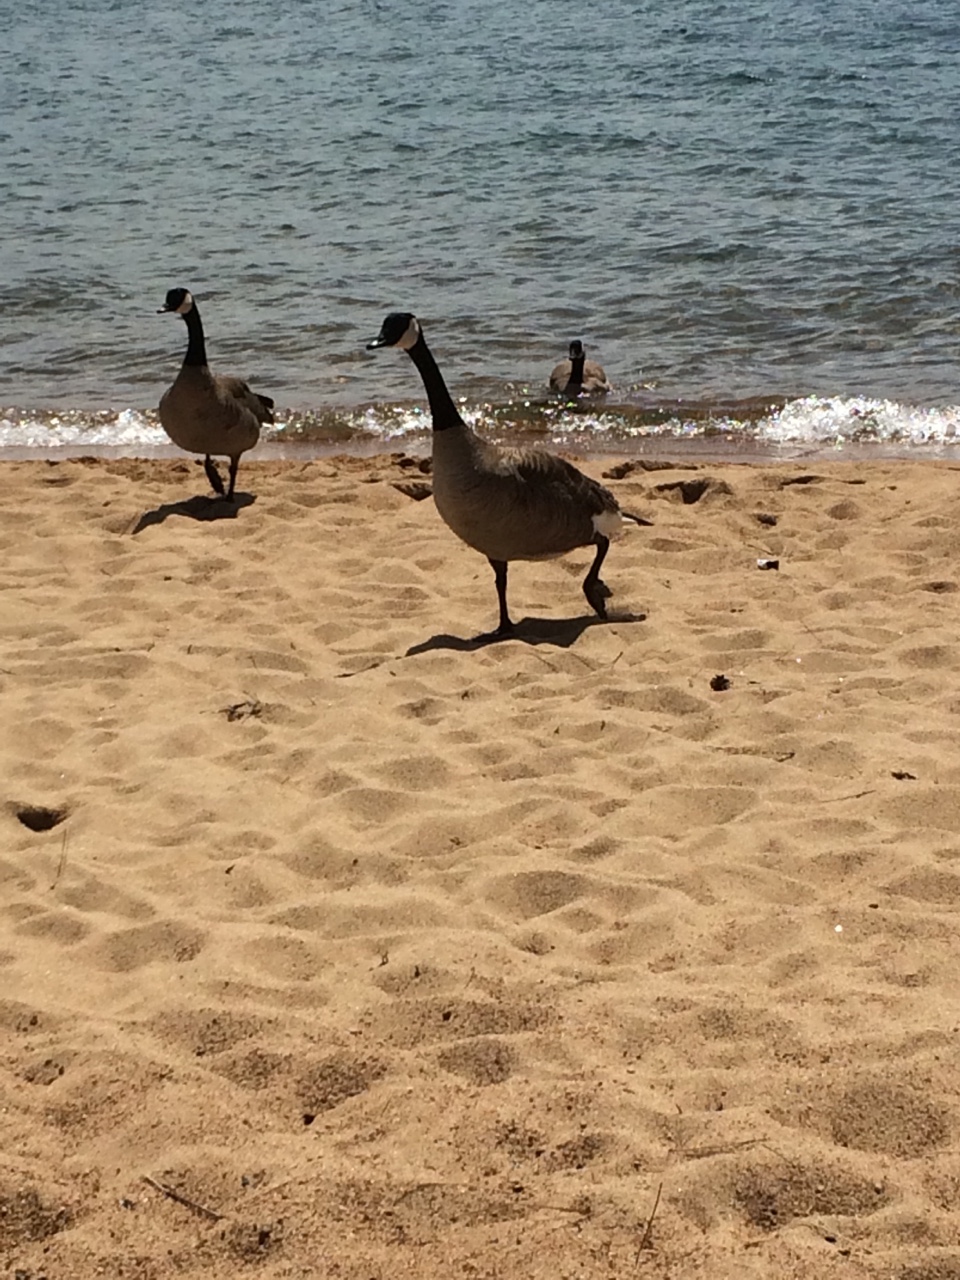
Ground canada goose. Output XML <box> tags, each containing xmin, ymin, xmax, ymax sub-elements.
<box><xmin>549</xmin><ymin>339</ymin><xmax>611</xmax><ymax>397</ymax></box>
<box><xmin>368</xmin><ymin>312</ymin><xmax>643</xmax><ymax>636</ymax></box>
<box><xmin>158</xmin><ymin>288</ymin><xmax>274</xmax><ymax>500</ymax></box>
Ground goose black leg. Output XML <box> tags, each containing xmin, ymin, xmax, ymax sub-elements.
<box><xmin>204</xmin><ymin>454</ymin><xmax>226</xmax><ymax>497</ymax></box>
<box><xmin>489</xmin><ymin>558</ymin><xmax>514</xmax><ymax>635</ymax></box>
<box><xmin>582</xmin><ymin>534</ymin><xmax>610</xmax><ymax>618</ymax></box>
<box><xmin>226</xmin><ymin>455</ymin><xmax>240</xmax><ymax>501</ymax></box>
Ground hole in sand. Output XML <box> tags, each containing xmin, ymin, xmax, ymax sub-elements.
<box><xmin>14</xmin><ymin>805</ymin><xmax>68</xmax><ymax>833</ymax></box>
<box><xmin>655</xmin><ymin>477</ymin><xmax>732</xmax><ymax>504</ymax></box>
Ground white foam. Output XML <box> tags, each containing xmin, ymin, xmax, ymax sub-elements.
<box><xmin>2</xmin><ymin>395</ymin><xmax>959</xmax><ymax>458</ymax></box>
<box><xmin>756</xmin><ymin>395</ymin><xmax>960</xmax><ymax>448</ymax></box>
<box><xmin>0</xmin><ymin>408</ymin><xmax>168</xmax><ymax>450</ymax></box>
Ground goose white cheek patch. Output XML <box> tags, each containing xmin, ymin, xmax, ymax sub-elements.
<box><xmin>593</xmin><ymin>508</ymin><xmax>623</xmax><ymax>540</ymax></box>
<box><xmin>176</xmin><ymin>293</ymin><xmax>194</xmax><ymax>315</ymax></box>
<box><xmin>396</xmin><ymin>317</ymin><xmax>421</xmax><ymax>350</ymax></box>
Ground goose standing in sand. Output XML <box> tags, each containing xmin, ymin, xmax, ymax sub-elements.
<box><xmin>549</xmin><ymin>339</ymin><xmax>611</xmax><ymax>397</ymax></box>
<box><xmin>368</xmin><ymin>312</ymin><xmax>644</xmax><ymax>636</ymax></box>
<box><xmin>158</xmin><ymin>288</ymin><xmax>274</xmax><ymax>500</ymax></box>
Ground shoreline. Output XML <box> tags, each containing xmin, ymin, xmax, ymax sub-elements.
<box><xmin>4</xmin><ymin>434</ymin><xmax>960</xmax><ymax>466</ymax></box>
<box><xmin>5</xmin><ymin>390</ymin><xmax>960</xmax><ymax>466</ymax></box>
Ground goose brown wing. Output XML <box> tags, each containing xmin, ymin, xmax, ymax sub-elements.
<box><xmin>581</xmin><ymin>359</ymin><xmax>610</xmax><ymax>393</ymax></box>
<box><xmin>506</xmin><ymin>448</ymin><xmax>618</xmax><ymax>512</ymax></box>
<box><xmin>216</xmin><ymin>375</ymin><xmax>276</xmax><ymax>425</ymax></box>
<box><xmin>549</xmin><ymin>358</ymin><xmax>572</xmax><ymax>392</ymax></box>
<box><xmin>471</xmin><ymin>447</ymin><xmax>620</xmax><ymax>558</ymax></box>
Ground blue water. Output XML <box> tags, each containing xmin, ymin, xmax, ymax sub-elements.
<box><xmin>2</xmin><ymin>0</ymin><xmax>960</xmax><ymax>453</ymax></box>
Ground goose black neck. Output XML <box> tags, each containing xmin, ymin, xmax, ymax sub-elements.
<box><xmin>567</xmin><ymin>352</ymin><xmax>586</xmax><ymax>388</ymax></box>
<box><xmin>181</xmin><ymin>305</ymin><xmax>208</xmax><ymax>368</ymax></box>
<box><xmin>406</xmin><ymin>333</ymin><xmax>463</xmax><ymax>432</ymax></box>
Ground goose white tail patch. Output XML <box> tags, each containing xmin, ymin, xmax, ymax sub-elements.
<box><xmin>593</xmin><ymin>508</ymin><xmax>623</xmax><ymax>540</ymax></box>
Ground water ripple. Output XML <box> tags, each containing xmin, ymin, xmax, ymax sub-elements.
<box><xmin>0</xmin><ymin>0</ymin><xmax>958</xmax><ymax>430</ymax></box>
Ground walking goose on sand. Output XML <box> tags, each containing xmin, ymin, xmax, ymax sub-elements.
<box><xmin>158</xmin><ymin>288</ymin><xmax>274</xmax><ymax>500</ymax></box>
<box><xmin>549</xmin><ymin>339</ymin><xmax>611</xmax><ymax>397</ymax></box>
<box><xmin>368</xmin><ymin>312</ymin><xmax>644</xmax><ymax>636</ymax></box>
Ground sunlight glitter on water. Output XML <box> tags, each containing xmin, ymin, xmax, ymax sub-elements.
<box><xmin>4</xmin><ymin>394</ymin><xmax>960</xmax><ymax>462</ymax></box>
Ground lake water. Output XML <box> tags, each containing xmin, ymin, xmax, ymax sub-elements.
<box><xmin>3</xmin><ymin>0</ymin><xmax>960</xmax><ymax>456</ymax></box>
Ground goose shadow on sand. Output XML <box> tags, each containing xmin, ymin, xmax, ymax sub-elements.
<box><xmin>405</xmin><ymin>609</ymin><xmax>646</xmax><ymax>656</ymax></box>
<box><xmin>131</xmin><ymin>492</ymin><xmax>256</xmax><ymax>534</ymax></box>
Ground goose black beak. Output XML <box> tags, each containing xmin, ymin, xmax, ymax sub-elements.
<box><xmin>366</xmin><ymin>333</ymin><xmax>389</xmax><ymax>349</ymax></box>
<box><xmin>158</xmin><ymin>305</ymin><xmax>173</xmax><ymax>313</ymax></box>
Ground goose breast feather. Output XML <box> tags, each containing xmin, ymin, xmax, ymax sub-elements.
<box><xmin>159</xmin><ymin>369</ymin><xmax>273</xmax><ymax>455</ymax></box>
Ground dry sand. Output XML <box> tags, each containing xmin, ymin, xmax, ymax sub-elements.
<box><xmin>2</xmin><ymin>451</ymin><xmax>960</xmax><ymax>1279</ymax></box>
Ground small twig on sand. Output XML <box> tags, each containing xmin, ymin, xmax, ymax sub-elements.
<box><xmin>530</xmin><ymin>650</ymin><xmax>561</xmax><ymax>673</ymax></box>
<box><xmin>569</xmin><ymin>647</ymin><xmax>596</xmax><ymax>670</ymax></box>
<box><xmin>141</xmin><ymin>1174</ymin><xmax>223</xmax><ymax>1221</ymax></box>
<box><xmin>821</xmin><ymin>789</ymin><xmax>876</xmax><ymax>804</ymax></box>
<box><xmin>335</xmin><ymin>659</ymin><xmax>390</xmax><ymax>678</ymax></box>
<box><xmin>51</xmin><ymin>829</ymin><xmax>68</xmax><ymax>889</ymax></box>
<box><xmin>676</xmin><ymin>1137</ymin><xmax>766</xmax><ymax>1161</ymax></box>
<box><xmin>636</xmin><ymin>1181</ymin><xmax>663</xmax><ymax>1258</ymax></box>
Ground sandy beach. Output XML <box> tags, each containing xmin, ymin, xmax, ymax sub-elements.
<box><xmin>3</xmin><ymin>451</ymin><xmax>960</xmax><ymax>1279</ymax></box>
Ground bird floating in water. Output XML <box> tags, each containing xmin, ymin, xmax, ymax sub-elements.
<box><xmin>549</xmin><ymin>339</ymin><xmax>611</xmax><ymax>397</ymax></box>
